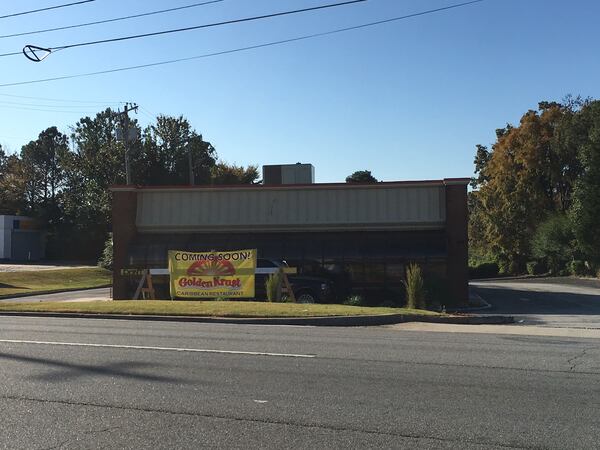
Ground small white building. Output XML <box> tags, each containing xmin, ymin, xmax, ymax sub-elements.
<box><xmin>0</xmin><ymin>215</ymin><xmax>45</xmax><ymax>261</ymax></box>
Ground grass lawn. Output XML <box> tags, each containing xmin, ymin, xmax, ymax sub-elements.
<box><xmin>0</xmin><ymin>268</ymin><xmax>112</xmax><ymax>297</ymax></box>
<box><xmin>0</xmin><ymin>300</ymin><xmax>440</xmax><ymax>318</ymax></box>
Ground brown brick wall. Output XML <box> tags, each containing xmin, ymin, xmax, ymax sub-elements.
<box><xmin>444</xmin><ymin>183</ymin><xmax>469</xmax><ymax>305</ymax></box>
<box><xmin>112</xmin><ymin>191</ymin><xmax>137</xmax><ymax>299</ymax></box>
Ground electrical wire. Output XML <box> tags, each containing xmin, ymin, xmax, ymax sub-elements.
<box><xmin>1</xmin><ymin>0</ymin><xmax>366</xmax><ymax>59</ymax></box>
<box><xmin>0</xmin><ymin>0</ymin><xmax>484</xmax><ymax>88</ymax></box>
<box><xmin>0</xmin><ymin>104</ymin><xmax>101</xmax><ymax>114</ymax></box>
<box><xmin>0</xmin><ymin>0</ymin><xmax>95</xmax><ymax>20</ymax></box>
<box><xmin>0</xmin><ymin>1</ymin><xmax>224</xmax><ymax>40</ymax></box>
<box><xmin>8</xmin><ymin>0</ymin><xmax>367</xmax><ymax>58</ymax></box>
<box><xmin>139</xmin><ymin>106</ymin><xmax>158</xmax><ymax>121</ymax></box>
<box><xmin>0</xmin><ymin>99</ymin><xmax>122</xmax><ymax>109</ymax></box>
<box><xmin>0</xmin><ymin>92</ymin><xmax>125</xmax><ymax>104</ymax></box>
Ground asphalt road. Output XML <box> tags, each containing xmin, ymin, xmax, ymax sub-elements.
<box><xmin>0</xmin><ymin>317</ymin><xmax>599</xmax><ymax>449</ymax></box>
<box><xmin>0</xmin><ymin>287</ymin><xmax>111</xmax><ymax>303</ymax></box>
<box><xmin>471</xmin><ymin>277</ymin><xmax>600</xmax><ymax>328</ymax></box>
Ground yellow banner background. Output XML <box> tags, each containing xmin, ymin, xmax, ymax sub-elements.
<box><xmin>168</xmin><ymin>249</ymin><xmax>256</xmax><ymax>299</ymax></box>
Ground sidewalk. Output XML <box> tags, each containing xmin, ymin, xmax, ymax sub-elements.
<box><xmin>389</xmin><ymin>322</ymin><xmax>600</xmax><ymax>339</ymax></box>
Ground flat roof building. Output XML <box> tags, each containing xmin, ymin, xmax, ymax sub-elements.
<box><xmin>110</xmin><ymin>176</ymin><xmax>469</xmax><ymax>305</ymax></box>
<box><xmin>0</xmin><ymin>215</ymin><xmax>45</xmax><ymax>261</ymax></box>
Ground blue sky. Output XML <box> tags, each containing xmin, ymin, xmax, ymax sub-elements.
<box><xmin>0</xmin><ymin>0</ymin><xmax>598</xmax><ymax>182</ymax></box>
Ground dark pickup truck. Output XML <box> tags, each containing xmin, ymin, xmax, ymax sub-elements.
<box><xmin>255</xmin><ymin>259</ymin><xmax>334</xmax><ymax>303</ymax></box>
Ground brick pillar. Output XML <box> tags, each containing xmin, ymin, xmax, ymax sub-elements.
<box><xmin>444</xmin><ymin>180</ymin><xmax>469</xmax><ymax>306</ymax></box>
<box><xmin>111</xmin><ymin>189</ymin><xmax>137</xmax><ymax>300</ymax></box>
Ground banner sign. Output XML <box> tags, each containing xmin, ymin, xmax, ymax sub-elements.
<box><xmin>168</xmin><ymin>249</ymin><xmax>257</xmax><ymax>299</ymax></box>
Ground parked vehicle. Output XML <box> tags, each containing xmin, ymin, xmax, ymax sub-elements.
<box><xmin>255</xmin><ymin>259</ymin><xmax>334</xmax><ymax>303</ymax></box>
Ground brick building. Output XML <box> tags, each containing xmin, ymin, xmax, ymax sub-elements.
<box><xmin>110</xmin><ymin>173</ymin><xmax>468</xmax><ymax>305</ymax></box>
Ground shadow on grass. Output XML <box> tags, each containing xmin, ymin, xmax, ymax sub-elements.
<box><xmin>0</xmin><ymin>283</ymin><xmax>27</xmax><ymax>289</ymax></box>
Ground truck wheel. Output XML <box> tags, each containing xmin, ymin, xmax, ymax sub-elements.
<box><xmin>296</xmin><ymin>290</ymin><xmax>316</xmax><ymax>304</ymax></box>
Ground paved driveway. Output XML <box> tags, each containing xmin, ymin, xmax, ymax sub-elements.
<box><xmin>0</xmin><ymin>287</ymin><xmax>111</xmax><ymax>303</ymax></box>
<box><xmin>0</xmin><ymin>263</ymin><xmax>95</xmax><ymax>272</ymax></box>
<box><xmin>471</xmin><ymin>277</ymin><xmax>600</xmax><ymax>328</ymax></box>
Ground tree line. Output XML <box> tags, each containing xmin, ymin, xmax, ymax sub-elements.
<box><xmin>0</xmin><ymin>108</ymin><xmax>259</xmax><ymax>260</ymax></box>
<box><xmin>469</xmin><ymin>96</ymin><xmax>600</xmax><ymax>277</ymax></box>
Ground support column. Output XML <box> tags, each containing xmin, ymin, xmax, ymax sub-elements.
<box><xmin>444</xmin><ymin>179</ymin><xmax>469</xmax><ymax>306</ymax></box>
<box><xmin>111</xmin><ymin>189</ymin><xmax>137</xmax><ymax>300</ymax></box>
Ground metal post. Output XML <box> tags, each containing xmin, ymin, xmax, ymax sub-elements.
<box><xmin>123</xmin><ymin>104</ymin><xmax>132</xmax><ymax>185</ymax></box>
<box><xmin>188</xmin><ymin>142</ymin><xmax>195</xmax><ymax>185</ymax></box>
<box><xmin>117</xmin><ymin>102</ymin><xmax>138</xmax><ymax>186</ymax></box>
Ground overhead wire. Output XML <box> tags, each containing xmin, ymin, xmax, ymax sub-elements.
<box><xmin>0</xmin><ymin>104</ymin><xmax>104</xmax><ymax>114</ymax></box>
<box><xmin>0</xmin><ymin>0</ymin><xmax>95</xmax><ymax>20</ymax></box>
<box><xmin>0</xmin><ymin>99</ymin><xmax>122</xmax><ymax>109</ymax></box>
<box><xmin>139</xmin><ymin>106</ymin><xmax>158</xmax><ymax>122</ymax></box>
<box><xmin>0</xmin><ymin>1</ymin><xmax>224</xmax><ymax>40</ymax></box>
<box><xmin>0</xmin><ymin>92</ymin><xmax>125</xmax><ymax>104</ymax></box>
<box><xmin>0</xmin><ymin>0</ymin><xmax>484</xmax><ymax>88</ymax></box>
<box><xmin>0</xmin><ymin>0</ymin><xmax>367</xmax><ymax>58</ymax></box>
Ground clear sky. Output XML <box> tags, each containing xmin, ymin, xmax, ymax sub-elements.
<box><xmin>0</xmin><ymin>0</ymin><xmax>598</xmax><ymax>182</ymax></box>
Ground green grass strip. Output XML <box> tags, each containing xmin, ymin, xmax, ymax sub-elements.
<box><xmin>0</xmin><ymin>268</ymin><xmax>111</xmax><ymax>297</ymax></box>
<box><xmin>0</xmin><ymin>300</ymin><xmax>440</xmax><ymax>318</ymax></box>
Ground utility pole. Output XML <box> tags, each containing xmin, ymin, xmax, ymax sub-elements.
<box><xmin>116</xmin><ymin>102</ymin><xmax>138</xmax><ymax>185</ymax></box>
<box><xmin>187</xmin><ymin>140</ymin><xmax>195</xmax><ymax>186</ymax></box>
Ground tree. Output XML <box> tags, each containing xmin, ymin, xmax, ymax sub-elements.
<box><xmin>138</xmin><ymin>115</ymin><xmax>216</xmax><ymax>186</ymax></box>
<box><xmin>3</xmin><ymin>108</ymin><xmax>258</xmax><ymax>260</ymax></box>
<box><xmin>571</xmin><ymin>100</ymin><xmax>600</xmax><ymax>262</ymax></box>
<box><xmin>0</xmin><ymin>145</ymin><xmax>6</xmax><ymax>170</ymax></box>
<box><xmin>531</xmin><ymin>213</ymin><xmax>575</xmax><ymax>272</ymax></box>
<box><xmin>0</xmin><ymin>146</ymin><xmax>27</xmax><ymax>215</ymax></box>
<box><xmin>469</xmin><ymin>100</ymin><xmax>584</xmax><ymax>268</ymax></box>
<box><xmin>64</xmin><ymin>109</ymin><xmax>123</xmax><ymax>219</ymax></box>
<box><xmin>56</xmin><ymin>108</ymin><xmax>127</xmax><ymax>258</ymax></box>
<box><xmin>211</xmin><ymin>162</ymin><xmax>260</xmax><ymax>185</ymax></box>
<box><xmin>20</xmin><ymin>127</ymin><xmax>69</xmax><ymax>224</ymax></box>
<box><xmin>345</xmin><ymin>170</ymin><xmax>377</xmax><ymax>183</ymax></box>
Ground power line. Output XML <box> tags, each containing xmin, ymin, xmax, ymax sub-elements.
<box><xmin>0</xmin><ymin>0</ymin><xmax>95</xmax><ymax>20</ymax></box>
<box><xmin>0</xmin><ymin>0</ymin><xmax>484</xmax><ymax>88</ymax></box>
<box><xmin>0</xmin><ymin>99</ymin><xmax>121</xmax><ymax>109</ymax></box>
<box><xmin>0</xmin><ymin>92</ymin><xmax>125</xmax><ymax>104</ymax></box>
<box><xmin>16</xmin><ymin>0</ymin><xmax>367</xmax><ymax>59</ymax></box>
<box><xmin>0</xmin><ymin>0</ymin><xmax>224</xmax><ymax>40</ymax></box>
<box><xmin>0</xmin><ymin>104</ymin><xmax>101</xmax><ymax>114</ymax></box>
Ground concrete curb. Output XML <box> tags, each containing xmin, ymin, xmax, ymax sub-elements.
<box><xmin>470</xmin><ymin>274</ymin><xmax>550</xmax><ymax>282</ymax></box>
<box><xmin>450</xmin><ymin>293</ymin><xmax>492</xmax><ymax>313</ymax></box>
<box><xmin>0</xmin><ymin>285</ymin><xmax>111</xmax><ymax>301</ymax></box>
<box><xmin>0</xmin><ymin>311</ymin><xmax>514</xmax><ymax>326</ymax></box>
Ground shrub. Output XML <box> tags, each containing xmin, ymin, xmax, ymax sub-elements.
<box><xmin>497</xmin><ymin>259</ymin><xmax>511</xmax><ymax>275</ymax></box>
<box><xmin>424</xmin><ymin>273</ymin><xmax>451</xmax><ymax>307</ymax></box>
<box><xmin>532</xmin><ymin>214</ymin><xmax>576</xmax><ymax>273</ymax></box>
<box><xmin>344</xmin><ymin>295</ymin><xmax>364</xmax><ymax>306</ymax></box>
<box><xmin>569</xmin><ymin>260</ymin><xmax>586</xmax><ymax>276</ymax></box>
<box><xmin>469</xmin><ymin>262</ymin><xmax>499</xmax><ymax>279</ymax></box>
<box><xmin>97</xmin><ymin>233</ymin><xmax>113</xmax><ymax>270</ymax></box>
<box><xmin>526</xmin><ymin>261</ymin><xmax>545</xmax><ymax>275</ymax></box>
<box><xmin>404</xmin><ymin>263</ymin><xmax>426</xmax><ymax>309</ymax></box>
<box><xmin>265</xmin><ymin>270</ymin><xmax>282</xmax><ymax>302</ymax></box>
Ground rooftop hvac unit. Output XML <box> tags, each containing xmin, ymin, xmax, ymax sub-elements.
<box><xmin>262</xmin><ymin>163</ymin><xmax>315</xmax><ymax>185</ymax></box>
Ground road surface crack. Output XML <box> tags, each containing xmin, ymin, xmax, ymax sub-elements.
<box><xmin>40</xmin><ymin>439</ymin><xmax>69</xmax><ymax>450</ymax></box>
<box><xmin>3</xmin><ymin>394</ymin><xmax>530</xmax><ymax>449</ymax></box>
<box><xmin>568</xmin><ymin>347</ymin><xmax>592</xmax><ymax>371</ymax></box>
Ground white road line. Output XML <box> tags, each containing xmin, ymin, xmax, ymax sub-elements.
<box><xmin>0</xmin><ymin>339</ymin><xmax>315</xmax><ymax>358</ymax></box>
